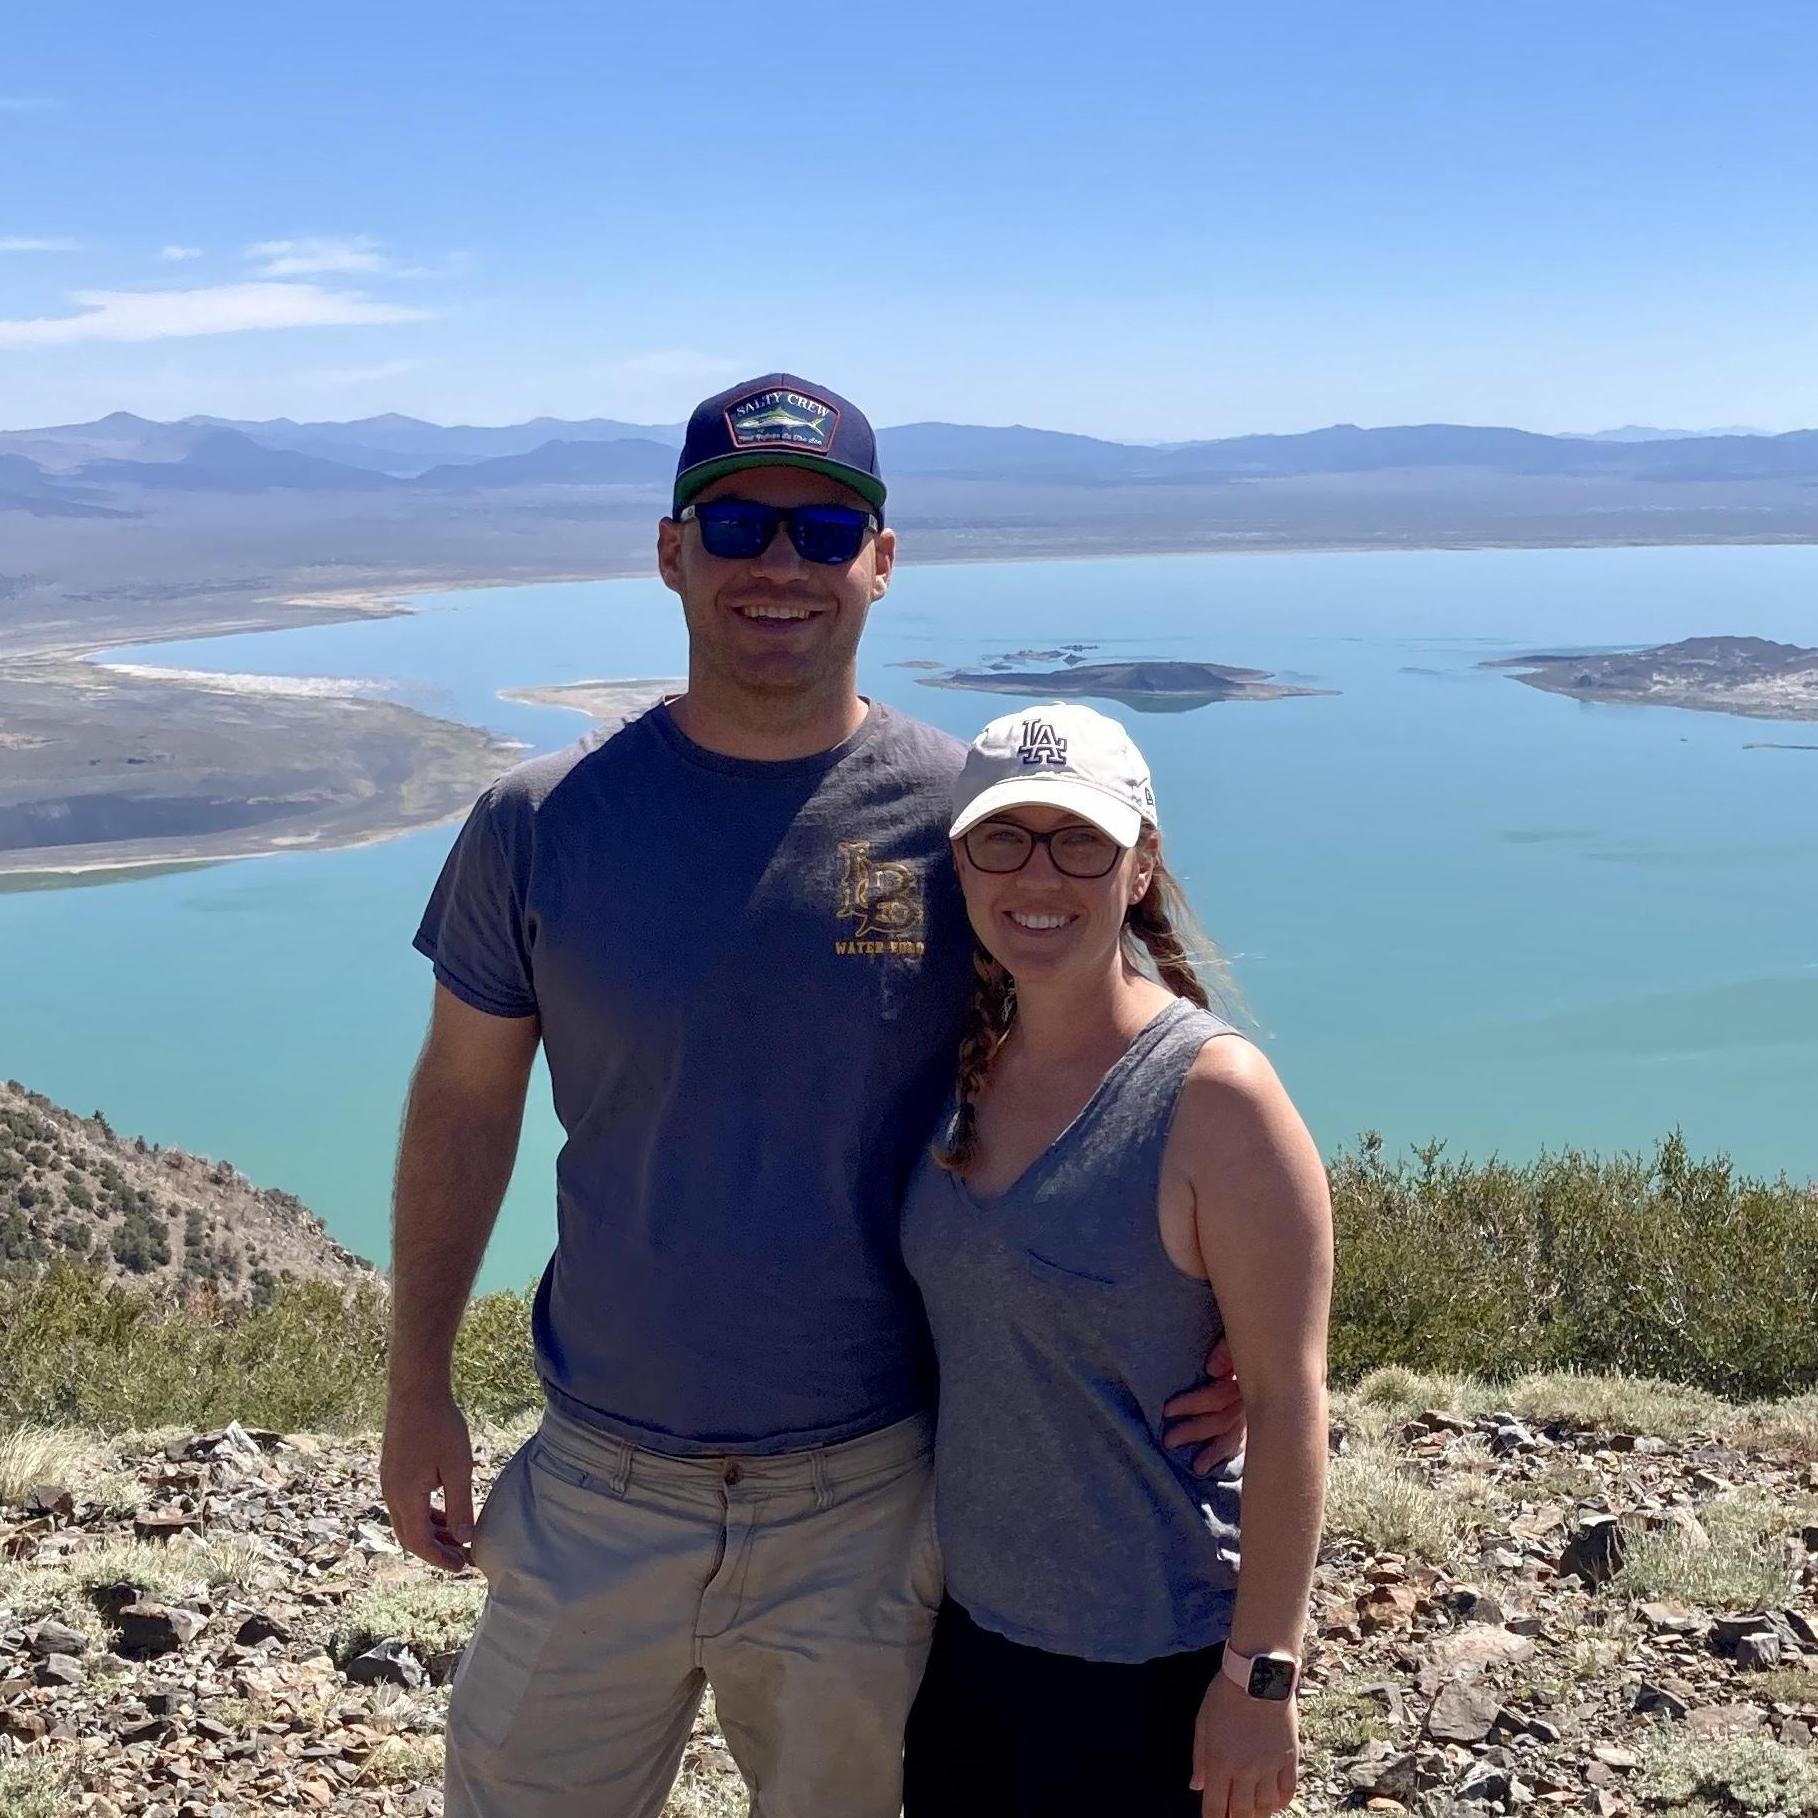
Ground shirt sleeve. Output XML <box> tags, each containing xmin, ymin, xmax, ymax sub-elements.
<box><xmin>412</xmin><ymin>788</ymin><xmax>538</xmax><ymax>1018</ymax></box>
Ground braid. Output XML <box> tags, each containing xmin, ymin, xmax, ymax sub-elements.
<box><xmin>932</xmin><ymin>944</ymin><xmax>1016</xmax><ymax>1174</ymax></box>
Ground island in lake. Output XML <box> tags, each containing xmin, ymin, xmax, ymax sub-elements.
<box><xmin>1487</xmin><ymin>636</ymin><xmax>1818</xmax><ymax>721</ymax></box>
<box><xmin>919</xmin><ymin>657</ymin><xmax>1336</xmax><ymax>714</ymax></box>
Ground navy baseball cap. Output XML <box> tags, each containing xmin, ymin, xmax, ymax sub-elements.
<box><xmin>672</xmin><ymin>373</ymin><xmax>886</xmax><ymax>517</ymax></box>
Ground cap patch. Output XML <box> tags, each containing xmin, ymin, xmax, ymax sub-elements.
<box><xmin>1018</xmin><ymin>717</ymin><xmax>1069</xmax><ymax>767</ymax></box>
<box><xmin>726</xmin><ymin>388</ymin><xmax>840</xmax><ymax>452</ymax></box>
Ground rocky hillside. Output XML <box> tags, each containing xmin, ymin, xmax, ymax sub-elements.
<box><xmin>0</xmin><ymin>1081</ymin><xmax>375</xmax><ymax>1301</ymax></box>
<box><xmin>0</xmin><ymin>1372</ymin><xmax>1814</xmax><ymax>1816</ymax></box>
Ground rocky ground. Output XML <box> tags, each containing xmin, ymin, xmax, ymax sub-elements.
<box><xmin>2</xmin><ymin>1371</ymin><xmax>1815</xmax><ymax>1817</ymax></box>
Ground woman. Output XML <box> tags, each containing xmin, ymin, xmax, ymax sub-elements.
<box><xmin>901</xmin><ymin>703</ymin><xmax>1334</xmax><ymax>1818</ymax></box>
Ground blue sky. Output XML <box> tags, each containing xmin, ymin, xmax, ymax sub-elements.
<box><xmin>3</xmin><ymin>2</ymin><xmax>1815</xmax><ymax>437</ymax></box>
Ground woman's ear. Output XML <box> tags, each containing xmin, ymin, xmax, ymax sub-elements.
<box><xmin>1130</xmin><ymin>829</ymin><xmax>1160</xmax><ymax>904</ymax></box>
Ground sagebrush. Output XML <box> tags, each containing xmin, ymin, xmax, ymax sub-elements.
<box><xmin>0</xmin><ymin>1130</ymin><xmax>1812</xmax><ymax>1430</ymax></box>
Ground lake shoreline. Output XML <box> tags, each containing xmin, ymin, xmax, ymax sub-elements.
<box><xmin>8</xmin><ymin>536</ymin><xmax>1818</xmax><ymax>879</ymax></box>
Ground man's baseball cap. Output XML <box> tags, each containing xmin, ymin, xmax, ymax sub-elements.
<box><xmin>949</xmin><ymin>703</ymin><xmax>1159</xmax><ymax>849</ymax></box>
<box><xmin>672</xmin><ymin>373</ymin><xmax>886</xmax><ymax>517</ymax></box>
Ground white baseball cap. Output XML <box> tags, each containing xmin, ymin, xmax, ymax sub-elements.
<box><xmin>949</xmin><ymin>703</ymin><xmax>1159</xmax><ymax>849</ymax></box>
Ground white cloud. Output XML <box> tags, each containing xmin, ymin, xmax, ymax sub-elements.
<box><xmin>0</xmin><ymin>236</ymin><xmax>82</xmax><ymax>253</ymax></box>
<box><xmin>0</xmin><ymin>283</ymin><xmax>431</xmax><ymax>349</ymax></box>
<box><xmin>245</xmin><ymin>235</ymin><xmax>390</xmax><ymax>278</ymax></box>
<box><xmin>158</xmin><ymin>244</ymin><xmax>205</xmax><ymax>261</ymax></box>
<box><xmin>313</xmin><ymin>358</ymin><xmax>426</xmax><ymax>385</ymax></box>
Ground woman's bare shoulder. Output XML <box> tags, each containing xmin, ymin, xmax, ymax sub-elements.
<box><xmin>1170</xmin><ymin>1030</ymin><xmax>1327</xmax><ymax>1219</ymax></box>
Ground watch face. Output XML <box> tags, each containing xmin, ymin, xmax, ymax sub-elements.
<box><xmin>1247</xmin><ymin>1655</ymin><xmax>1297</xmax><ymax>1701</ymax></box>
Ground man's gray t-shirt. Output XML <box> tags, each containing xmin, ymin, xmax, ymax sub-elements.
<box><xmin>414</xmin><ymin>701</ymin><xmax>972</xmax><ymax>1455</ymax></box>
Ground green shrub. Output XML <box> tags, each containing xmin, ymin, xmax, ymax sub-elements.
<box><xmin>1328</xmin><ymin>1131</ymin><xmax>1818</xmax><ymax>1398</ymax></box>
<box><xmin>0</xmin><ymin>1262</ymin><xmax>539</xmax><ymax>1432</ymax></box>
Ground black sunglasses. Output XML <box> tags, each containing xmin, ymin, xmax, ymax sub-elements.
<box><xmin>961</xmin><ymin>818</ymin><xmax>1123</xmax><ymax>879</ymax></box>
<box><xmin>678</xmin><ymin>499</ymin><xmax>880</xmax><ymax>566</ymax></box>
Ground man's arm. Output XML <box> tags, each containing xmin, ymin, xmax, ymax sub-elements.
<box><xmin>380</xmin><ymin>983</ymin><xmax>541</xmax><ymax>1569</ymax></box>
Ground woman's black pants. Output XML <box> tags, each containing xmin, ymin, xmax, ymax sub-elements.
<box><xmin>903</xmin><ymin>1597</ymin><xmax>1225</xmax><ymax>1817</ymax></box>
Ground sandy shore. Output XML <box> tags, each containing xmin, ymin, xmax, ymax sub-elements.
<box><xmin>498</xmin><ymin>678</ymin><xmax>683</xmax><ymax>730</ymax></box>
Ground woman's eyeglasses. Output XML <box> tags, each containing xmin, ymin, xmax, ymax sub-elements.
<box><xmin>678</xmin><ymin>499</ymin><xmax>880</xmax><ymax>566</ymax></box>
<box><xmin>961</xmin><ymin>819</ymin><xmax>1122</xmax><ymax>879</ymax></box>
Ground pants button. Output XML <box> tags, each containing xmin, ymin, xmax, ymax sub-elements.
<box><xmin>723</xmin><ymin>1462</ymin><xmax>742</xmax><ymax>1486</ymax></box>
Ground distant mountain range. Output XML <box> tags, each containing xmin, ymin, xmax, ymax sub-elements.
<box><xmin>4</xmin><ymin>409</ymin><xmax>1818</xmax><ymax>516</ymax></box>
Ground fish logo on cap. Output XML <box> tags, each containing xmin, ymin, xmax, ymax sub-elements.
<box><xmin>726</xmin><ymin>388</ymin><xmax>840</xmax><ymax>452</ymax></box>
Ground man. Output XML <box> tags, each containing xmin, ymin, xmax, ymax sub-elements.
<box><xmin>382</xmin><ymin>374</ymin><xmax>1244</xmax><ymax>1818</ymax></box>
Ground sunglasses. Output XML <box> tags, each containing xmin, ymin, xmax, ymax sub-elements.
<box><xmin>961</xmin><ymin>818</ymin><xmax>1123</xmax><ymax>879</ymax></box>
<box><xmin>678</xmin><ymin>499</ymin><xmax>880</xmax><ymax>566</ymax></box>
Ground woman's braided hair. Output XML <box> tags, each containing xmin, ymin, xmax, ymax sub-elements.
<box><xmin>932</xmin><ymin>833</ymin><xmax>1233</xmax><ymax>1174</ymax></box>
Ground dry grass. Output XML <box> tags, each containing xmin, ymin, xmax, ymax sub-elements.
<box><xmin>330</xmin><ymin>1577</ymin><xmax>487</xmax><ymax>1664</ymax></box>
<box><xmin>1617</xmin><ymin>1490</ymin><xmax>1805</xmax><ymax>1612</ymax></box>
<box><xmin>661</xmin><ymin>1694</ymin><xmax>747</xmax><ymax>1818</ymax></box>
<box><xmin>1338</xmin><ymin>1368</ymin><xmax>1818</xmax><ymax>1461</ymax></box>
<box><xmin>0</xmin><ymin>1532</ymin><xmax>270</xmax><ymax>1636</ymax></box>
<box><xmin>355</xmin><ymin>1732</ymin><xmax>447</xmax><ymax>1788</ymax></box>
<box><xmin>1299</xmin><ymin>1684</ymin><xmax>1394</xmax><ymax>1768</ymax></box>
<box><xmin>1322</xmin><ymin>1444</ymin><xmax>1491</xmax><ymax>1564</ymax></box>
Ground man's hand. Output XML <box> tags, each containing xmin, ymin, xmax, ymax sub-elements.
<box><xmin>1164</xmin><ymin>1336</ymin><xmax>1247</xmax><ymax>1476</ymax></box>
<box><xmin>381</xmin><ymin>1392</ymin><xmax>477</xmax><ymax>1571</ymax></box>
<box><xmin>1191</xmin><ymin>1670</ymin><xmax>1297</xmax><ymax>1818</ymax></box>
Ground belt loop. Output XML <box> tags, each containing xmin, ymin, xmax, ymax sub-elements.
<box><xmin>609</xmin><ymin>1438</ymin><xmax>633</xmax><ymax>1497</ymax></box>
<box><xmin>810</xmin><ymin>1446</ymin><xmax>833</xmax><ymax>1512</ymax></box>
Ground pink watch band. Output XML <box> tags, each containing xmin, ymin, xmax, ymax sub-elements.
<box><xmin>1221</xmin><ymin>1645</ymin><xmax>1300</xmax><ymax>1696</ymax></box>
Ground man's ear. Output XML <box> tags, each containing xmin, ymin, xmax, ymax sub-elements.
<box><xmin>657</xmin><ymin>516</ymin><xmax>685</xmax><ymax>596</ymax></box>
<box><xmin>869</xmin><ymin>526</ymin><xmax>897</xmax><ymax>601</ymax></box>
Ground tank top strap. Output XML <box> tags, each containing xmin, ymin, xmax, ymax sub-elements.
<box><xmin>1062</xmin><ymin>996</ymin><xmax>1238</xmax><ymax>1177</ymax></box>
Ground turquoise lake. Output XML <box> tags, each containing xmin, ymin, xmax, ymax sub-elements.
<box><xmin>4</xmin><ymin>544</ymin><xmax>1815</xmax><ymax>1291</ymax></box>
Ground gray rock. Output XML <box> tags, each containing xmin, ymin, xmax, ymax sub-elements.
<box><xmin>1456</xmin><ymin>1758</ymin><xmax>1514</xmax><ymax>1803</ymax></box>
<box><xmin>34</xmin><ymin>1652</ymin><xmax>85</xmax><ymax>1686</ymax></box>
<box><xmin>1446</xmin><ymin>1588</ymin><xmax>1507</xmax><ymax>1627</ymax></box>
<box><xmin>1782</xmin><ymin>1608</ymin><xmax>1818</xmax><ymax>1648</ymax></box>
<box><xmin>1736</xmin><ymin>1631</ymin><xmax>1781</xmax><ymax>1671</ymax></box>
<box><xmin>232</xmin><ymin>1611</ymin><xmax>292</xmax><ymax>1647</ymax></box>
<box><xmin>1490</xmin><ymin>1422</ymin><xmax>1537</xmax><ymax>1456</ymax></box>
<box><xmin>1638</xmin><ymin>1600</ymin><xmax>1702</xmax><ymax>1634</ymax></box>
<box><xmin>25</xmin><ymin>1618</ymin><xmax>89</xmax><ymax>1657</ymax></box>
<box><xmin>1347</xmin><ymin>1751</ymin><xmax>1429</xmax><ymax>1803</ymax></box>
<box><xmin>1557</xmin><ymin>1516</ymin><xmax>1627</xmax><ymax>1587</ymax></box>
<box><xmin>1686</xmin><ymin>1703</ymin><xmax>1767</xmax><ymax>1738</ymax></box>
<box><xmin>1630</xmin><ymin>1680</ymin><xmax>1690</xmax><ymax>1720</ymax></box>
<box><xmin>115</xmin><ymin>1601</ymin><xmax>208</xmax><ymax>1653</ymax></box>
<box><xmin>1427</xmin><ymin>1679</ymin><xmax>1503</xmax><ymax>1744</ymax></box>
<box><xmin>21</xmin><ymin>1483</ymin><xmax>74</xmax><ymax>1519</ymax></box>
<box><xmin>1713</xmin><ymin>1613</ymin><xmax>1777</xmax><ymax>1653</ymax></box>
<box><xmin>344</xmin><ymin>1637</ymin><xmax>427</xmax><ymax>1689</ymax></box>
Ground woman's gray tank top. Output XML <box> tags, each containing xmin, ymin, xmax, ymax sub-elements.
<box><xmin>901</xmin><ymin>995</ymin><xmax>1244</xmax><ymax>1663</ymax></box>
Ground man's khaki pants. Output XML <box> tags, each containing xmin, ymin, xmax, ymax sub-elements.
<box><xmin>444</xmin><ymin>1404</ymin><xmax>941</xmax><ymax>1818</ymax></box>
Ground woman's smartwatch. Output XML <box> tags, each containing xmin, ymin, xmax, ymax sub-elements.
<box><xmin>1221</xmin><ymin>1646</ymin><xmax>1300</xmax><ymax>1701</ymax></box>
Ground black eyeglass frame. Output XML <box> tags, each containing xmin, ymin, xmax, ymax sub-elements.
<box><xmin>676</xmin><ymin>499</ymin><xmax>881</xmax><ymax>565</ymax></box>
<box><xmin>959</xmin><ymin>817</ymin><xmax>1125</xmax><ymax>880</ymax></box>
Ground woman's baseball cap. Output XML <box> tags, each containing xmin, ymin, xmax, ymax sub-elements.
<box><xmin>672</xmin><ymin>373</ymin><xmax>887</xmax><ymax>516</ymax></box>
<box><xmin>949</xmin><ymin>703</ymin><xmax>1159</xmax><ymax>849</ymax></box>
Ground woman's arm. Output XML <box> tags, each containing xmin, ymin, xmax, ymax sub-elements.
<box><xmin>1171</xmin><ymin>1037</ymin><xmax>1334</xmax><ymax>1818</ymax></box>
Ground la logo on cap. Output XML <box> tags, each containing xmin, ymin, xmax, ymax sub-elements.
<box><xmin>1017</xmin><ymin>718</ymin><xmax>1069</xmax><ymax>767</ymax></box>
<box><xmin>726</xmin><ymin>388</ymin><xmax>840</xmax><ymax>452</ymax></box>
